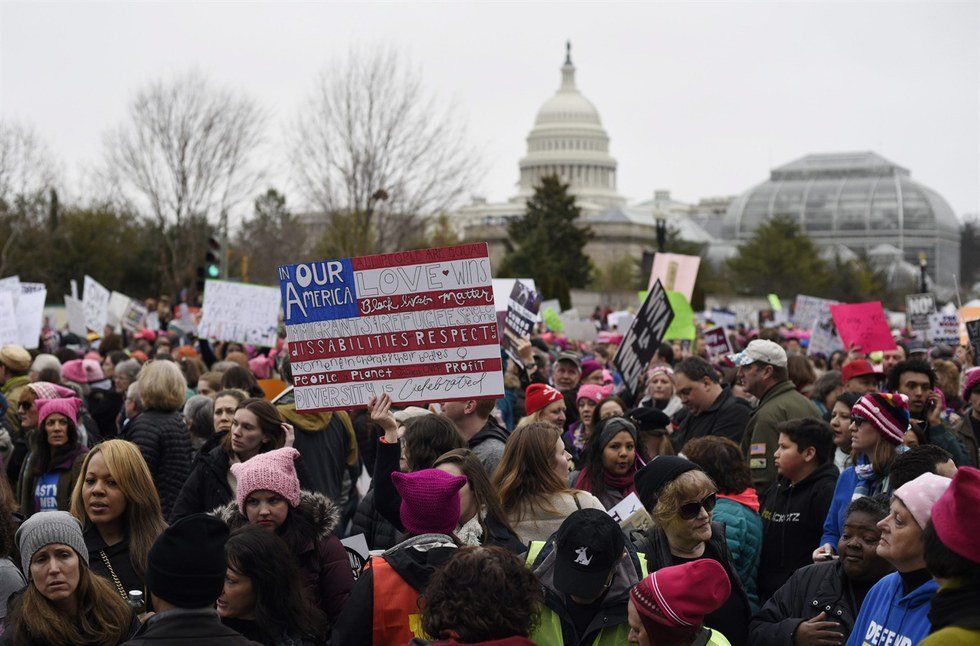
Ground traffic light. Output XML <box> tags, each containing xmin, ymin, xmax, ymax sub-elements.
<box><xmin>205</xmin><ymin>236</ymin><xmax>221</xmax><ymax>278</ymax></box>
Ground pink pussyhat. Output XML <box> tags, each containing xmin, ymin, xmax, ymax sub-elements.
<box><xmin>391</xmin><ymin>469</ymin><xmax>467</xmax><ymax>536</ymax></box>
<box><xmin>36</xmin><ymin>397</ymin><xmax>83</xmax><ymax>428</ymax></box>
<box><xmin>230</xmin><ymin>447</ymin><xmax>302</xmax><ymax>514</ymax></box>
<box><xmin>892</xmin><ymin>472</ymin><xmax>951</xmax><ymax>530</ymax></box>
<box><xmin>26</xmin><ymin>382</ymin><xmax>77</xmax><ymax>400</ymax></box>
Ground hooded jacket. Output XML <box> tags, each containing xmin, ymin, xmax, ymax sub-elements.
<box><xmin>527</xmin><ymin>532</ymin><xmax>646</xmax><ymax>646</ymax></box>
<box><xmin>274</xmin><ymin>387</ymin><xmax>359</xmax><ymax>513</ymax></box>
<box><xmin>672</xmin><ymin>386</ymin><xmax>752</xmax><ymax>453</ymax></box>
<box><xmin>212</xmin><ymin>490</ymin><xmax>354</xmax><ymax>623</ymax></box>
<box><xmin>713</xmin><ymin>490</ymin><xmax>762</xmax><ymax>610</ymax></box>
<box><xmin>739</xmin><ymin>380</ymin><xmax>822</xmax><ymax>497</ymax></box>
<box><xmin>758</xmin><ymin>462</ymin><xmax>839</xmax><ymax>601</ymax></box>
<box><xmin>845</xmin><ymin>572</ymin><xmax>938</xmax><ymax>646</ymax></box>
<box><xmin>749</xmin><ymin>560</ymin><xmax>885</xmax><ymax>645</ymax></box>
<box><xmin>331</xmin><ymin>533</ymin><xmax>459</xmax><ymax>645</ymax></box>
<box><xmin>169</xmin><ymin>445</ymin><xmax>234</xmax><ymax>522</ymax></box>
<box><xmin>468</xmin><ymin>417</ymin><xmax>509</xmax><ymax>476</ymax></box>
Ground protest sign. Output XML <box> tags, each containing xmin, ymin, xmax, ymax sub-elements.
<box><xmin>491</xmin><ymin>279</ymin><xmax>536</xmax><ymax>313</ymax></box>
<box><xmin>198</xmin><ymin>280</ymin><xmax>280</xmax><ymax>347</ymax></box>
<box><xmin>792</xmin><ymin>295</ymin><xmax>839</xmax><ymax>331</ymax></box>
<box><xmin>607</xmin><ymin>492</ymin><xmax>652</xmax><ymax>533</ymax></box>
<box><xmin>502</xmin><ymin>280</ymin><xmax>541</xmax><ymax>366</ymax></box>
<box><xmin>541</xmin><ymin>307</ymin><xmax>564</xmax><ymax>332</ymax></box>
<box><xmin>927</xmin><ymin>313</ymin><xmax>960</xmax><ymax>346</ymax></box>
<box><xmin>16</xmin><ymin>283</ymin><xmax>46</xmax><ymax>349</ymax></box>
<box><xmin>830</xmin><ymin>301</ymin><xmax>896</xmax><ymax>352</ymax></box>
<box><xmin>121</xmin><ymin>300</ymin><xmax>149</xmax><ymax>333</ymax></box>
<box><xmin>708</xmin><ymin>308</ymin><xmax>738</xmax><ymax>329</ymax></box>
<box><xmin>278</xmin><ymin>242</ymin><xmax>504</xmax><ymax>412</ymax></box>
<box><xmin>614</xmin><ymin>280</ymin><xmax>675</xmax><ymax>397</ymax></box>
<box><xmin>0</xmin><ymin>276</ymin><xmax>20</xmax><ymax>310</ymax></box>
<box><xmin>905</xmin><ymin>293</ymin><xmax>935</xmax><ymax>332</ymax></box>
<box><xmin>648</xmin><ymin>252</ymin><xmax>700</xmax><ymax>301</ymax></box>
<box><xmin>958</xmin><ymin>307</ymin><xmax>980</xmax><ymax>345</ymax></box>
<box><xmin>664</xmin><ymin>291</ymin><xmax>696</xmax><ymax>341</ymax></box>
<box><xmin>64</xmin><ymin>296</ymin><xmax>87</xmax><ymax>336</ymax></box>
<box><xmin>539</xmin><ymin>299</ymin><xmax>561</xmax><ymax>315</ymax></box>
<box><xmin>82</xmin><ymin>275</ymin><xmax>110</xmax><ymax>333</ymax></box>
<box><xmin>965</xmin><ymin>319</ymin><xmax>980</xmax><ymax>366</ymax></box>
<box><xmin>808</xmin><ymin>318</ymin><xmax>845</xmax><ymax>357</ymax></box>
<box><xmin>703</xmin><ymin>326</ymin><xmax>733</xmax><ymax>360</ymax></box>
<box><xmin>0</xmin><ymin>292</ymin><xmax>18</xmax><ymax>345</ymax></box>
<box><xmin>107</xmin><ymin>291</ymin><xmax>132</xmax><ymax>328</ymax></box>
<box><xmin>607</xmin><ymin>310</ymin><xmax>633</xmax><ymax>332</ymax></box>
<box><xmin>560</xmin><ymin>311</ymin><xmax>598</xmax><ymax>343</ymax></box>
<box><xmin>768</xmin><ymin>293</ymin><xmax>782</xmax><ymax>312</ymax></box>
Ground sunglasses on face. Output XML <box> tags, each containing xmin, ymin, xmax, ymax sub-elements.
<box><xmin>850</xmin><ymin>414</ymin><xmax>867</xmax><ymax>426</ymax></box>
<box><xmin>17</xmin><ymin>401</ymin><xmax>32</xmax><ymax>411</ymax></box>
<box><xmin>679</xmin><ymin>493</ymin><xmax>717</xmax><ymax>520</ymax></box>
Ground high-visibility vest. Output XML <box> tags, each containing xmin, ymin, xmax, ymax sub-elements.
<box><xmin>524</xmin><ymin>541</ymin><xmax>648</xmax><ymax>646</ymax></box>
<box><xmin>366</xmin><ymin>556</ymin><xmax>430</xmax><ymax>645</ymax></box>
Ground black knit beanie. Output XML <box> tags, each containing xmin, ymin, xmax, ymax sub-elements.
<box><xmin>146</xmin><ymin>513</ymin><xmax>230</xmax><ymax>608</ymax></box>
<box><xmin>634</xmin><ymin>456</ymin><xmax>699</xmax><ymax>509</ymax></box>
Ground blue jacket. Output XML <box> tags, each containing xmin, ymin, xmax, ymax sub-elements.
<box><xmin>820</xmin><ymin>464</ymin><xmax>889</xmax><ymax>548</ymax></box>
<box><xmin>846</xmin><ymin>572</ymin><xmax>938</xmax><ymax>646</ymax></box>
<box><xmin>713</xmin><ymin>494</ymin><xmax>762</xmax><ymax>610</ymax></box>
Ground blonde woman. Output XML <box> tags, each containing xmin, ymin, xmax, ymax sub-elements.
<box><xmin>120</xmin><ymin>360</ymin><xmax>191</xmax><ymax>518</ymax></box>
<box><xmin>70</xmin><ymin>440</ymin><xmax>167</xmax><ymax>599</ymax></box>
<box><xmin>492</xmin><ymin>421</ymin><xmax>603</xmax><ymax>544</ymax></box>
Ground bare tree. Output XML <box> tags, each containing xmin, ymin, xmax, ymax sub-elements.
<box><xmin>291</xmin><ymin>46</ymin><xmax>482</xmax><ymax>257</ymax></box>
<box><xmin>0</xmin><ymin>120</ymin><xmax>59</xmax><ymax>275</ymax></box>
<box><xmin>104</xmin><ymin>71</ymin><xmax>265</xmax><ymax>296</ymax></box>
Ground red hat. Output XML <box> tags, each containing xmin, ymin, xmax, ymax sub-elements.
<box><xmin>525</xmin><ymin>383</ymin><xmax>564</xmax><ymax>415</ymax></box>
<box><xmin>851</xmin><ymin>392</ymin><xmax>909</xmax><ymax>445</ymax></box>
<box><xmin>841</xmin><ymin>359</ymin><xmax>883</xmax><ymax>384</ymax></box>
<box><xmin>134</xmin><ymin>329</ymin><xmax>157</xmax><ymax>343</ymax></box>
<box><xmin>932</xmin><ymin>466</ymin><xmax>980</xmax><ymax>564</ymax></box>
<box><xmin>630</xmin><ymin>559</ymin><xmax>730</xmax><ymax>634</ymax></box>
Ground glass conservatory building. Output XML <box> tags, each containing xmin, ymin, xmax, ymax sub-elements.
<box><xmin>722</xmin><ymin>152</ymin><xmax>961</xmax><ymax>285</ymax></box>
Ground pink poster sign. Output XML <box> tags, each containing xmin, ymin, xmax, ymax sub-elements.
<box><xmin>829</xmin><ymin>301</ymin><xmax>897</xmax><ymax>353</ymax></box>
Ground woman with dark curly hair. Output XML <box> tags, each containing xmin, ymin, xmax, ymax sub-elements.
<box><xmin>412</xmin><ymin>546</ymin><xmax>541</xmax><ymax>645</ymax></box>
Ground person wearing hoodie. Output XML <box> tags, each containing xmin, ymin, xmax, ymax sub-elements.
<box><xmin>749</xmin><ymin>495</ymin><xmax>894</xmax><ymax>645</ymax></box>
<box><xmin>921</xmin><ymin>466</ymin><xmax>980</xmax><ymax>646</ymax></box>
<box><xmin>526</xmin><ymin>508</ymin><xmax>646</xmax><ymax>645</ymax></box>
<box><xmin>332</xmin><ymin>468</ymin><xmax>466</xmax><ymax>645</ymax></box>
<box><xmin>20</xmin><ymin>398</ymin><xmax>89</xmax><ymax>516</ymax></box>
<box><xmin>441</xmin><ymin>396</ymin><xmax>509</xmax><ymax>477</ymax></box>
<box><xmin>684</xmin><ymin>436</ymin><xmax>763</xmax><ymax>610</ymax></box>
<box><xmin>212</xmin><ymin>447</ymin><xmax>354</xmax><ymax>625</ymax></box>
<box><xmin>275</xmin><ymin>359</ymin><xmax>360</xmax><ymax>517</ymax></box>
<box><xmin>410</xmin><ymin>546</ymin><xmax>541</xmax><ymax>646</ymax></box>
<box><xmin>846</xmin><ymin>472</ymin><xmax>951</xmax><ymax>646</ymax></box>
<box><xmin>758</xmin><ymin>418</ymin><xmax>838</xmax><ymax>602</ymax></box>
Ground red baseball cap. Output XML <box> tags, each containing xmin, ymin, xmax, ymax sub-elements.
<box><xmin>841</xmin><ymin>359</ymin><xmax>883</xmax><ymax>384</ymax></box>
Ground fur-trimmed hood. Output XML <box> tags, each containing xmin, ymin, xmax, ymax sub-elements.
<box><xmin>211</xmin><ymin>489</ymin><xmax>341</xmax><ymax>541</ymax></box>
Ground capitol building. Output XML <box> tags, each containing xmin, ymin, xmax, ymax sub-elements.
<box><xmin>456</xmin><ymin>44</ymin><xmax>961</xmax><ymax>288</ymax></box>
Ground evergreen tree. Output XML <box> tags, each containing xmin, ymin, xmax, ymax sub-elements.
<box><xmin>726</xmin><ymin>215</ymin><xmax>832</xmax><ymax>298</ymax></box>
<box><xmin>498</xmin><ymin>175</ymin><xmax>592</xmax><ymax>309</ymax></box>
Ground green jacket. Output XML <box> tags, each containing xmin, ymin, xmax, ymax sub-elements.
<box><xmin>526</xmin><ymin>540</ymin><xmax>646</xmax><ymax>646</ymax></box>
<box><xmin>1</xmin><ymin>375</ymin><xmax>28</xmax><ymax>435</ymax></box>
<box><xmin>740</xmin><ymin>380</ymin><xmax>821</xmax><ymax>497</ymax></box>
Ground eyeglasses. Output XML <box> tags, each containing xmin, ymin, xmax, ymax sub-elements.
<box><xmin>678</xmin><ymin>493</ymin><xmax>717</xmax><ymax>520</ymax></box>
<box><xmin>17</xmin><ymin>401</ymin><xmax>32</xmax><ymax>411</ymax></box>
<box><xmin>850</xmin><ymin>414</ymin><xmax>868</xmax><ymax>426</ymax></box>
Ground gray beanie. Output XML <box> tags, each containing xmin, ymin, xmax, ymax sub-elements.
<box><xmin>15</xmin><ymin>511</ymin><xmax>88</xmax><ymax>579</ymax></box>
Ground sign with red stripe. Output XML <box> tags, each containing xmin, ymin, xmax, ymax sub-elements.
<box><xmin>278</xmin><ymin>243</ymin><xmax>504</xmax><ymax>411</ymax></box>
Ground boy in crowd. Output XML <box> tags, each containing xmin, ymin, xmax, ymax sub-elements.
<box><xmin>757</xmin><ymin>418</ymin><xmax>838</xmax><ymax>602</ymax></box>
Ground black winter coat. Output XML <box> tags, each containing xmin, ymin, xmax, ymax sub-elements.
<box><xmin>634</xmin><ymin>522</ymin><xmax>752</xmax><ymax>646</ymax></box>
<box><xmin>350</xmin><ymin>488</ymin><xmax>400</xmax><ymax>552</ymax></box>
<box><xmin>748</xmin><ymin>561</ymin><xmax>873</xmax><ymax>645</ymax></box>
<box><xmin>758</xmin><ymin>462</ymin><xmax>839</xmax><ymax>602</ymax></box>
<box><xmin>121</xmin><ymin>410</ymin><xmax>192</xmax><ymax>519</ymax></box>
<box><xmin>671</xmin><ymin>386</ymin><xmax>752</xmax><ymax>453</ymax></box>
<box><xmin>169</xmin><ymin>445</ymin><xmax>233</xmax><ymax>522</ymax></box>
<box><xmin>122</xmin><ymin>608</ymin><xmax>262</xmax><ymax>645</ymax></box>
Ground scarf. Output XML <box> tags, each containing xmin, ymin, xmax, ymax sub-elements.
<box><xmin>574</xmin><ymin>463</ymin><xmax>637</xmax><ymax>498</ymax></box>
<box><xmin>851</xmin><ymin>454</ymin><xmax>889</xmax><ymax>500</ymax></box>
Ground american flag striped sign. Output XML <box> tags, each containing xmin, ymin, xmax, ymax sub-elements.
<box><xmin>278</xmin><ymin>243</ymin><xmax>504</xmax><ymax>412</ymax></box>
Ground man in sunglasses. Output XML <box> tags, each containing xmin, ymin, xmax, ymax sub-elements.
<box><xmin>734</xmin><ymin>340</ymin><xmax>822</xmax><ymax>498</ymax></box>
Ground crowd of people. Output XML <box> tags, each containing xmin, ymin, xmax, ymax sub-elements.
<box><xmin>0</xmin><ymin>304</ymin><xmax>977</xmax><ymax>645</ymax></box>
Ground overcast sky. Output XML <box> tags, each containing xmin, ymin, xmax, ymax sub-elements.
<box><xmin>2</xmin><ymin>1</ymin><xmax>978</xmax><ymax>219</ymax></box>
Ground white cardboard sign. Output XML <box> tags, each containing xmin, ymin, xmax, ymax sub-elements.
<box><xmin>198</xmin><ymin>280</ymin><xmax>281</xmax><ymax>347</ymax></box>
<box><xmin>82</xmin><ymin>276</ymin><xmax>111</xmax><ymax>333</ymax></box>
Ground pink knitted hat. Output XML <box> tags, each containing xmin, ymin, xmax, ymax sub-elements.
<box><xmin>892</xmin><ymin>472</ymin><xmax>951</xmax><ymax>530</ymax></box>
<box><xmin>391</xmin><ymin>469</ymin><xmax>467</xmax><ymax>536</ymax></box>
<box><xmin>248</xmin><ymin>356</ymin><xmax>272</xmax><ymax>379</ymax></box>
<box><xmin>36</xmin><ymin>397</ymin><xmax>83</xmax><ymax>428</ymax></box>
<box><xmin>61</xmin><ymin>359</ymin><xmax>105</xmax><ymax>384</ymax></box>
<box><xmin>230</xmin><ymin>447</ymin><xmax>302</xmax><ymax>513</ymax></box>
<box><xmin>576</xmin><ymin>383</ymin><xmax>614</xmax><ymax>405</ymax></box>
<box><xmin>26</xmin><ymin>382</ymin><xmax>77</xmax><ymax>400</ymax></box>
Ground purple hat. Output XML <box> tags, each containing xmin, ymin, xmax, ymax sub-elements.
<box><xmin>963</xmin><ymin>368</ymin><xmax>980</xmax><ymax>401</ymax></box>
<box><xmin>391</xmin><ymin>469</ymin><xmax>467</xmax><ymax>536</ymax></box>
<box><xmin>580</xmin><ymin>360</ymin><xmax>603</xmax><ymax>379</ymax></box>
